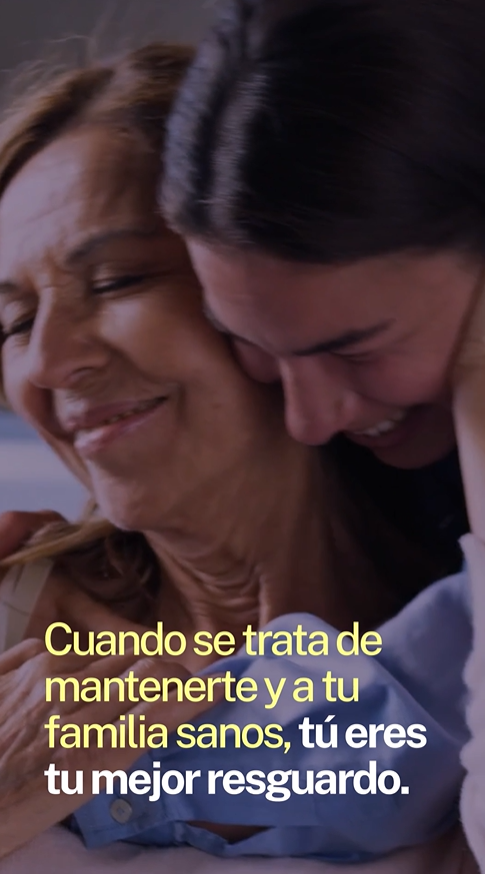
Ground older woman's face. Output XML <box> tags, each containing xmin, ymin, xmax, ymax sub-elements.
<box><xmin>0</xmin><ymin>127</ymin><xmax>282</xmax><ymax>529</ymax></box>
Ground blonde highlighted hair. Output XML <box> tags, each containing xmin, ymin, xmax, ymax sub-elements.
<box><xmin>0</xmin><ymin>43</ymin><xmax>193</xmax><ymax>614</ymax></box>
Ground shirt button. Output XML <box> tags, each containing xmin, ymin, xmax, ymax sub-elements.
<box><xmin>110</xmin><ymin>799</ymin><xmax>132</xmax><ymax>824</ymax></box>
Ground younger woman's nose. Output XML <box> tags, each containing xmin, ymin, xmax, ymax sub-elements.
<box><xmin>280</xmin><ymin>358</ymin><xmax>362</xmax><ymax>445</ymax></box>
<box><xmin>26</xmin><ymin>296</ymin><xmax>108</xmax><ymax>390</ymax></box>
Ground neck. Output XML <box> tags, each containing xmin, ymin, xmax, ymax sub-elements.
<box><xmin>145</xmin><ymin>435</ymin><xmax>342</xmax><ymax>654</ymax></box>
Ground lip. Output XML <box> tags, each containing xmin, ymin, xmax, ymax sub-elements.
<box><xmin>61</xmin><ymin>398</ymin><xmax>169</xmax><ymax>433</ymax></box>
<box><xmin>61</xmin><ymin>396</ymin><xmax>169</xmax><ymax>459</ymax></box>
<box><xmin>344</xmin><ymin>407</ymin><xmax>426</xmax><ymax>450</ymax></box>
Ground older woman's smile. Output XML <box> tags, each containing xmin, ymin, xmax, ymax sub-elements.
<box><xmin>67</xmin><ymin>395</ymin><xmax>171</xmax><ymax>457</ymax></box>
<box><xmin>0</xmin><ymin>126</ymin><xmax>296</xmax><ymax>532</ymax></box>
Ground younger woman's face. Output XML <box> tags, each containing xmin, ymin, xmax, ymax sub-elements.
<box><xmin>188</xmin><ymin>241</ymin><xmax>481</xmax><ymax>469</ymax></box>
<box><xmin>0</xmin><ymin>127</ymin><xmax>283</xmax><ymax>530</ymax></box>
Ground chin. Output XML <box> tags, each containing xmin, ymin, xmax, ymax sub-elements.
<box><xmin>373</xmin><ymin>438</ymin><xmax>456</xmax><ymax>469</ymax></box>
<box><xmin>96</xmin><ymin>503</ymin><xmax>146</xmax><ymax>531</ymax></box>
<box><xmin>92</xmin><ymin>480</ymin><xmax>157</xmax><ymax>532</ymax></box>
<box><xmin>369</xmin><ymin>405</ymin><xmax>456</xmax><ymax>470</ymax></box>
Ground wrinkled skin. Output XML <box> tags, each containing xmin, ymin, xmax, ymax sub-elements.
<box><xmin>0</xmin><ymin>637</ymin><xmax>219</xmax><ymax>859</ymax></box>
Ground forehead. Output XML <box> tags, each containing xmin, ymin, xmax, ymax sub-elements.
<box><xmin>188</xmin><ymin>241</ymin><xmax>397</xmax><ymax>341</ymax></box>
<box><xmin>188</xmin><ymin>239</ymin><xmax>472</xmax><ymax>357</ymax></box>
<box><xmin>0</xmin><ymin>126</ymin><xmax>159</xmax><ymax>270</ymax></box>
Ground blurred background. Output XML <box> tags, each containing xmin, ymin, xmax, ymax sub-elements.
<box><xmin>0</xmin><ymin>0</ymin><xmax>212</xmax><ymax>79</ymax></box>
<box><xmin>0</xmin><ymin>0</ymin><xmax>212</xmax><ymax>517</ymax></box>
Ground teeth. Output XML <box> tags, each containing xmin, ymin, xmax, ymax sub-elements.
<box><xmin>351</xmin><ymin>410</ymin><xmax>407</xmax><ymax>438</ymax></box>
<box><xmin>76</xmin><ymin>398</ymin><xmax>164</xmax><ymax>436</ymax></box>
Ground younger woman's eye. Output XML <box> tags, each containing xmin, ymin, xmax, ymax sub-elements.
<box><xmin>332</xmin><ymin>348</ymin><xmax>378</xmax><ymax>364</ymax></box>
<box><xmin>92</xmin><ymin>274</ymin><xmax>148</xmax><ymax>294</ymax></box>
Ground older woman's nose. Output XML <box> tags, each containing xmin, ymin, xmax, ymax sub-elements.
<box><xmin>26</xmin><ymin>297</ymin><xmax>108</xmax><ymax>390</ymax></box>
<box><xmin>280</xmin><ymin>357</ymin><xmax>361</xmax><ymax>446</ymax></box>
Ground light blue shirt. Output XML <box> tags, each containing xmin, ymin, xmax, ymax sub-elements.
<box><xmin>73</xmin><ymin>568</ymin><xmax>471</xmax><ymax>862</ymax></box>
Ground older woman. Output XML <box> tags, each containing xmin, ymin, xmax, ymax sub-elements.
<box><xmin>0</xmin><ymin>42</ymin><xmax>478</xmax><ymax>872</ymax></box>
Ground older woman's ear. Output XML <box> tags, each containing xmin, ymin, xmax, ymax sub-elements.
<box><xmin>0</xmin><ymin>511</ymin><xmax>64</xmax><ymax>561</ymax></box>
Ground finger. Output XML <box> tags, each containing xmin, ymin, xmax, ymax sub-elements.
<box><xmin>0</xmin><ymin>510</ymin><xmax>63</xmax><ymax>560</ymax></box>
<box><xmin>69</xmin><ymin>648</ymin><xmax>140</xmax><ymax>682</ymax></box>
<box><xmin>36</xmin><ymin>511</ymin><xmax>65</xmax><ymax>521</ymax></box>
<box><xmin>52</xmin><ymin>650</ymin><xmax>142</xmax><ymax>714</ymax></box>
<box><xmin>453</xmin><ymin>267</ymin><xmax>485</xmax><ymax>379</ymax></box>
<box><xmin>0</xmin><ymin>685</ymin><xmax>226</xmax><ymax>857</ymax></box>
<box><xmin>66</xmin><ymin>656</ymin><xmax>190</xmax><ymax>724</ymax></box>
<box><xmin>0</xmin><ymin>637</ymin><xmax>45</xmax><ymax>673</ymax></box>
<box><xmin>53</xmin><ymin>644</ymin><xmax>137</xmax><ymax>675</ymax></box>
<box><xmin>9</xmin><ymin>645</ymin><xmax>136</xmax><ymax>696</ymax></box>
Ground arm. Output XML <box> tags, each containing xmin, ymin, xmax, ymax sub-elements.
<box><xmin>458</xmin><ymin>535</ymin><xmax>485</xmax><ymax>872</ymax></box>
<box><xmin>452</xmin><ymin>284</ymin><xmax>485</xmax><ymax>872</ymax></box>
<box><xmin>0</xmin><ymin>511</ymin><xmax>63</xmax><ymax>561</ymax></box>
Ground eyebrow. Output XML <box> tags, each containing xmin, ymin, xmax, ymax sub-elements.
<box><xmin>0</xmin><ymin>226</ymin><xmax>163</xmax><ymax>296</ymax></box>
<box><xmin>291</xmin><ymin>321</ymin><xmax>394</xmax><ymax>356</ymax></box>
<box><xmin>203</xmin><ymin>303</ymin><xmax>394</xmax><ymax>357</ymax></box>
<box><xmin>65</xmin><ymin>225</ymin><xmax>160</xmax><ymax>265</ymax></box>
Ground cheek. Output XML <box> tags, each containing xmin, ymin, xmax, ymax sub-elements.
<box><xmin>2</xmin><ymin>346</ymin><xmax>39</xmax><ymax>422</ymax></box>
<box><xmin>355</xmin><ymin>350</ymin><xmax>451</xmax><ymax>405</ymax></box>
<box><xmin>104</xmin><ymin>293</ymin><xmax>257</xmax><ymax>393</ymax></box>
<box><xmin>232</xmin><ymin>340</ymin><xmax>280</xmax><ymax>383</ymax></box>
<box><xmin>100</xmin><ymin>297</ymin><xmax>184</xmax><ymax>375</ymax></box>
<box><xmin>3</xmin><ymin>347</ymin><xmax>90</xmax><ymax>485</ymax></box>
